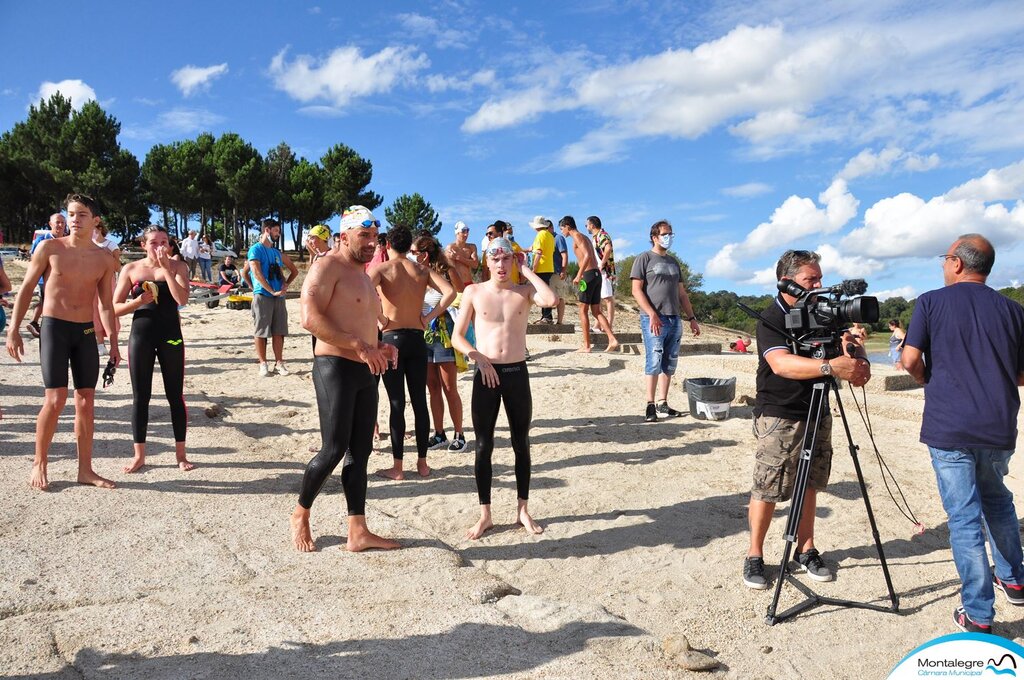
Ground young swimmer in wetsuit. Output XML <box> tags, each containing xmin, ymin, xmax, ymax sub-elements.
<box><xmin>451</xmin><ymin>237</ymin><xmax>558</xmax><ymax>539</ymax></box>
<box><xmin>113</xmin><ymin>225</ymin><xmax>193</xmax><ymax>473</ymax></box>
<box><xmin>5</xmin><ymin>194</ymin><xmax>121</xmax><ymax>490</ymax></box>
<box><xmin>292</xmin><ymin>205</ymin><xmax>400</xmax><ymax>553</ymax></box>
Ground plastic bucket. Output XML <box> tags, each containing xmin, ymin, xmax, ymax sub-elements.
<box><xmin>684</xmin><ymin>377</ymin><xmax>736</xmax><ymax>421</ymax></box>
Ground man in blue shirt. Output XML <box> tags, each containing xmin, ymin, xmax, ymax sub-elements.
<box><xmin>26</xmin><ymin>213</ymin><xmax>66</xmax><ymax>337</ymax></box>
<box><xmin>248</xmin><ymin>218</ymin><xmax>298</xmax><ymax>377</ymax></box>
<box><xmin>903</xmin><ymin>233</ymin><xmax>1024</xmax><ymax>635</ymax></box>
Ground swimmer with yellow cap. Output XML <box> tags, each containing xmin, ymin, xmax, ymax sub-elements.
<box><xmin>306</xmin><ymin>224</ymin><xmax>332</xmax><ymax>262</ymax></box>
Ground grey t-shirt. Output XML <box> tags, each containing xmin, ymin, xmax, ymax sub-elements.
<box><xmin>630</xmin><ymin>250</ymin><xmax>681</xmax><ymax>316</ymax></box>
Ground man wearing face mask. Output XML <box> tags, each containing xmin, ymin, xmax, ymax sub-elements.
<box><xmin>630</xmin><ymin>220</ymin><xmax>700</xmax><ymax>422</ymax></box>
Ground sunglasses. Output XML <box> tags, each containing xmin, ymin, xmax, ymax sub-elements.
<box><xmin>486</xmin><ymin>231</ymin><xmax>496</xmax><ymax>237</ymax></box>
<box><xmin>360</xmin><ymin>219</ymin><xmax>381</xmax><ymax>228</ymax></box>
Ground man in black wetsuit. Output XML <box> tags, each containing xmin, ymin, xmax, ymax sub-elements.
<box><xmin>368</xmin><ymin>225</ymin><xmax>454</xmax><ymax>480</ymax></box>
<box><xmin>291</xmin><ymin>206</ymin><xmax>400</xmax><ymax>553</ymax></box>
<box><xmin>452</xmin><ymin>237</ymin><xmax>558</xmax><ymax>539</ymax></box>
<box><xmin>5</xmin><ymin>194</ymin><xmax>121</xmax><ymax>491</ymax></box>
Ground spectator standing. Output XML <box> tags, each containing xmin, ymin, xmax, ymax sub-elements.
<box><xmin>888</xmin><ymin>320</ymin><xmax>906</xmax><ymax>369</ymax></box>
<box><xmin>180</xmin><ymin>230</ymin><xmax>199</xmax><ymax>280</ymax></box>
<box><xmin>586</xmin><ymin>216</ymin><xmax>617</xmax><ymax>330</ymax></box>
<box><xmin>529</xmin><ymin>216</ymin><xmax>556</xmax><ymax>323</ymax></box>
<box><xmin>248</xmin><ymin>218</ymin><xmax>298</xmax><ymax>377</ymax></box>
<box><xmin>198</xmin><ymin>234</ymin><xmax>213</xmax><ymax>283</ymax></box>
<box><xmin>902</xmin><ymin>234</ymin><xmax>1024</xmax><ymax>634</ymax></box>
<box><xmin>548</xmin><ymin>219</ymin><xmax>568</xmax><ymax>324</ymax></box>
<box><xmin>26</xmin><ymin>212</ymin><xmax>67</xmax><ymax>338</ymax></box>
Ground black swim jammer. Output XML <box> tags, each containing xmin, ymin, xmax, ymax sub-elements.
<box><xmin>40</xmin><ymin>317</ymin><xmax>99</xmax><ymax>389</ymax></box>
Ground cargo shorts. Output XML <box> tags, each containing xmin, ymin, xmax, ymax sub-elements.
<box><xmin>750</xmin><ymin>414</ymin><xmax>832</xmax><ymax>503</ymax></box>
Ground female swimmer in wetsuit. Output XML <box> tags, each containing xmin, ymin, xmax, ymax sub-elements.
<box><xmin>114</xmin><ymin>225</ymin><xmax>193</xmax><ymax>473</ymax></box>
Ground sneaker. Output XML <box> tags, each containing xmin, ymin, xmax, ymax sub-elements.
<box><xmin>275</xmin><ymin>362</ymin><xmax>290</xmax><ymax>376</ymax></box>
<box><xmin>994</xmin><ymin>574</ymin><xmax>1024</xmax><ymax>605</ymax></box>
<box><xmin>793</xmin><ymin>548</ymin><xmax>834</xmax><ymax>582</ymax></box>
<box><xmin>657</xmin><ymin>401</ymin><xmax>682</xmax><ymax>417</ymax></box>
<box><xmin>448</xmin><ymin>434</ymin><xmax>467</xmax><ymax>452</ymax></box>
<box><xmin>743</xmin><ymin>556</ymin><xmax>769</xmax><ymax>590</ymax></box>
<box><xmin>258</xmin><ymin>362</ymin><xmax>270</xmax><ymax>377</ymax></box>
<box><xmin>644</xmin><ymin>403</ymin><xmax>658</xmax><ymax>423</ymax></box>
<box><xmin>97</xmin><ymin>343</ymin><xmax>108</xmax><ymax>357</ymax></box>
<box><xmin>953</xmin><ymin>606</ymin><xmax>992</xmax><ymax>633</ymax></box>
<box><xmin>427</xmin><ymin>433</ymin><xmax>449</xmax><ymax>450</ymax></box>
<box><xmin>27</xmin><ymin>321</ymin><xmax>40</xmax><ymax>338</ymax></box>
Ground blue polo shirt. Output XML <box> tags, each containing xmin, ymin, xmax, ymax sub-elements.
<box><xmin>553</xmin><ymin>233</ymin><xmax>568</xmax><ymax>275</ymax></box>
<box><xmin>904</xmin><ymin>282</ymin><xmax>1024</xmax><ymax>450</ymax></box>
<box><xmin>247</xmin><ymin>242</ymin><xmax>285</xmax><ymax>297</ymax></box>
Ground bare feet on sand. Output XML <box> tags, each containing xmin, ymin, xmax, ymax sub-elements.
<box><xmin>417</xmin><ymin>459</ymin><xmax>431</xmax><ymax>477</ymax></box>
<box><xmin>575</xmin><ymin>346</ymin><xmax>592</xmax><ymax>353</ymax></box>
<box><xmin>291</xmin><ymin>509</ymin><xmax>316</xmax><ymax>552</ymax></box>
<box><xmin>177</xmin><ymin>455</ymin><xmax>195</xmax><ymax>472</ymax></box>
<box><xmin>466</xmin><ymin>514</ymin><xmax>495</xmax><ymax>540</ymax></box>
<box><xmin>516</xmin><ymin>503</ymin><xmax>544</xmax><ymax>535</ymax></box>
<box><xmin>376</xmin><ymin>466</ymin><xmax>405</xmax><ymax>481</ymax></box>
<box><xmin>77</xmin><ymin>470</ymin><xmax>116</xmax><ymax>489</ymax></box>
<box><xmin>123</xmin><ymin>455</ymin><xmax>145</xmax><ymax>474</ymax></box>
<box><xmin>605</xmin><ymin>342</ymin><xmax>620</xmax><ymax>353</ymax></box>
<box><xmin>346</xmin><ymin>526</ymin><xmax>400</xmax><ymax>552</ymax></box>
<box><xmin>30</xmin><ymin>463</ymin><xmax>49</xmax><ymax>491</ymax></box>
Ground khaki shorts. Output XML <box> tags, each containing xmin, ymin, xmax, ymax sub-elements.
<box><xmin>252</xmin><ymin>293</ymin><xmax>289</xmax><ymax>338</ymax></box>
<box><xmin>750</xmin><ymin>414</ymin><xmax>832</xmax><ymax>503</ymax></box>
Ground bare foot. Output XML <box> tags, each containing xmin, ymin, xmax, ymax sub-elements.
<box><xmin>290</xmin><ymin>511</ymin><xmax>316</xmax><ymax>552</ymax></box>
<box><xmin>29</xmin><ymin>463</ymin><xmax>49</xmax><ymax>491</ymax></box>
<box><xmin>376</xmin><ymin>467</ymin><xmax>405</xmax><ymax>481</ymax></box>
<box><xmin>605</xmin><ymin>342</ymin><xmax>620</xmax><ymax>353</ymax></box>
<box><xmin>123</xmin><ymin>455</ymin><xmax>145</xmax><ymax>474</ymax></box>
<box><xmin>417</xmin><ymin>459</ymin><xmax>431</xmax><ymax>477</ymax></box>
<box><xmin>517</xmin><ymin>506</ymin><xmax>544</xmax><ymax>535</ymax></box>
<box><xmin>465</xmin><ymin>516</ymin><xmax>494</xmax><ymax>540</ymax></box>
<box><xmin>575</xmin><ymin>346</ymin><xmax>592</xmax><ymax>353</ymax></box>
<box><xmin>77</xmin><ymin>470</ymin><xmax>116</xmax><ymax>489</ymax></box>
<box><xmin>177</xmin><ymin>457</ymin><xmax>195</xmax><ymax>472</ymax></box>
<box><xmin>347</xmin><ymin>531</ymin><xmax>401</xmax><ymax>552</ymax></box>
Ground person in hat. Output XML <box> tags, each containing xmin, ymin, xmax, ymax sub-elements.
<box><xmin>446</xmin><ymin>221</ymin><xmax>479</xmax><ymax>288</ymax></box>
<box><xmin>305</xmin><ymin>224</ymin><xmax>332</xmax><ymax>264</ymax></box>
<box><xmin>529</xmin><ymin>216</ymin><xmax>557</xmax><ymax>323</ymax></box>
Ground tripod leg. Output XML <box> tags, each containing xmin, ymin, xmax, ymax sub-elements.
<box><xmin>766</xmin><ymin>382</ymin><xmax>827</xmax><ymax>624</ymax></box>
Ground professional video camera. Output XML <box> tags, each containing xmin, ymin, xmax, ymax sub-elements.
<box><xmin>776</xmin><ymin>278</ymin><xmax>879</xmax><ymax>357</ymax></box>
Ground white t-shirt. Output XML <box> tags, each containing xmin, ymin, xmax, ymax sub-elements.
<box><xmin>198</xmin><ymin>241</ymin><xmax>212</xmax><ymax>260</ymax></box>
<box><xmin>180</xmin><ymin>236</ymin><xmax>199</xmax><ymax>259</ymax></box>
<box><xmin>95</xmin><ymin>236</ymin><xmax>118</xmax><ymax>252</ymax></box>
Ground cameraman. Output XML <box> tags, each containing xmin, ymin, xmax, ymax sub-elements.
<box><xmin>902</xmin><ymin>234</ymin><xmax>1024</xmax><ymax>634</ymax></box>
<box><xmin>743</xmin><ymin>249</ymin><xmax>871</xmax><ymax>590</ymax></box>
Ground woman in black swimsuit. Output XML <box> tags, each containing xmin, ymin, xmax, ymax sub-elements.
<box><xmin>114</xmin><ymin>225</ymin><xmax>193</xmax><ymax>473</ymax></box>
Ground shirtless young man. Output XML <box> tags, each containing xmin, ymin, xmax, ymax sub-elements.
<box><xmin>445</xmin><ymin>221</ymin><xmax>479</xmax><ymax>288</ymax></box>
<box><xmin>370</xmin><ymin>224</ymin><xmax>454</xmax><ymax>480</ymax></box>
<box><xmin>451</xmin><ymin>237</ymin><xmax>558</xmax><ymax>540</ymax></box>
<box><xmin>6</xmin><ymin>194</ymin><xmax>121</xmax><ymax>490</ymax></box>
<box><xmin>558</xmin><ymin>216</ymin><xmax>619</xmax><ymax>353</ymax></box>
<box><xmin>291</xmin><ymin>205</ymin><xmax>401</xmax><ymax>553</ymax></box>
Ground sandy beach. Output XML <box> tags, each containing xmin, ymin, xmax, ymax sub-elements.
<box><xmin>3</xmin><ymin>256</ymin><xmax>1024</xmax><ymax>679</ymax></box>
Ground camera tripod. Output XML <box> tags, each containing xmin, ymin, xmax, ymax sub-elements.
<box><xmin>765</xmin><ymin>376</ymin><xmax>900</xmax><ymax>625</ymax></box>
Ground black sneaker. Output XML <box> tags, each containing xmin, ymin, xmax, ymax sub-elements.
<box><xmin>793</xmin><ymin>548</ymin><xmax>834</xmax><ymax>582</ymax></box>
<box><xmin>448</xmin><ymin>434</ymin><xmax>467</xmax><ymax>453</ymax></box>
<box><xmin>427</xmin><ymin>433</ymin><xmax>449</xmax><ymax>450</ymax></box>
<box><xmin>953</xmin><ymin>606</ymin><xmax>992</xmax><ymax>633</ymax></box>
<box><xmin>743</xmin><ymin>556</ymin><xmax>768</xmax><ymax>590</ymax></box>
<box><xmin>994</xmin><ymin>574</ymin><xmax>1024</xmax><ymax>605</ymax></box>
<box><xmin>644</xmin><ymin>403</ymin><xmax>658</xmax><ymax>423</ymax></box>
<box><xmin>657</xmin><ymin>401</ymin><xmax>682</xmax><ymax>417</ymax></box>
<box><xmin>27</xmin><ymin>321</ymin><xmax>40</xmax><ymax>338</ymax></box>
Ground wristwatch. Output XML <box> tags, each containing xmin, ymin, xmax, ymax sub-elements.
<box><xmin>819</xmin><ymin>360</ymin><xmax>832</xmax><ymax>376</ymax></box>
<box><xmin>686</xmin><ymin>315</ymin><xmax>696</xmax><ymax>321</ymax></box>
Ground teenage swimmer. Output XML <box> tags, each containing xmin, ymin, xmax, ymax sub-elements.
<box><xmin>113</xmin><ymin>225</ymin><xmax>193</xmax><ymax>473</ymax></box>
<box><xmin>291</xmin><ymin>205</ymin><xmax>400</xmax><ymax>553</ymax></box>
<box><xmin>451</xmin><ymin>237</ymin><xmax>558</xmax><ymax>539</ymax></box>
<box><xmin>5</xmin><ymin>194</ymin><xmax>121</xmax><ymax>490</ymax></box>
<box><xmin>369</xmin><ymin>224</ymin><xmax>454</xmax><ymax>480</ymax></box>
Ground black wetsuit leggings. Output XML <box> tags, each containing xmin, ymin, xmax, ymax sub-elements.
<box><xmin>129</xmin><ymin>319</ymin><xmax>187</xmax><ymax>443</ymax></box>
<box><xmin>298</xmin><ymin>356</ymin><xmax>378</xmax><ymax>515</ymax></box>
<box><xmin>381</xmin><ymin>329</ymin><xmax>429</xmax><ymax>460</ymax></box>
<box><xmin>472</xmin><ymin>361</ymin><xmax>533</xmax><ymax>505</ymax></box>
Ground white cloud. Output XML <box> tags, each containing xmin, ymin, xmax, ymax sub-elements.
<box><xmin>463</xmin><ymin>87</ymin><xmax>573</xmax><ymax>133</ymax></box>
<box><xmin>612</xmin><ymin>237</ymin><xmax>631</xmax><ymax>251</ymax></box>
<box><xmin>269</xmin><ymin>46</ymin><xmax>429</xmax><ymax>109</ymax></box>
<box><xmin>440</xmin><ymin>187</ymin><xmax>567</xmax><ymax>228</ymax></box>
<box><xmin>297</xmin><ymin>105</ymin><xmax>345</xmax><ymax>118</ymax></box>
<box><xmin>837</xmin><ymin>146</ymin><xmax>940</xmax><ymax>181</ymax></box>
<box><xmin>706</xmin><ymin>243</ymin><xmax>751</xmax><ymax>280</ymax></box>
<box><xmin>729</xmin><ymin>108</ymin><xmax>807</xmax><ymax>144</ymax></box>
<box><xmin>122</xmin><ymin>108</ymin><xmax>225</xmax><ymax>140</ymax></box>
<box><xmin>722</xmin><ymin>182</ymin><xmax>773</xmax><ymax>198</ymax></box>
<box><xmin>425</xmin><ymin>69</ymin><xmax>495</xmax><ymax>93</ymax></box>
<box><xmin>34</xmin><ymin>79</ymin><xmax>97</xmax><ymax>110</ymax></box>
<box><xmin>397</xmin><ymin>12</ymin><xmax>470</xmax><ymax>49</ymax></box>
<box><xmin>946</xmin><ymin>160</ymin><xmax>1024</xmax><ymax>202</ymax></box>
<box><xmin>308</xmin><ymin>6</ymin><xmax>321</xmax><ymax>14</ymax></box>
<box><xmin>171</xmin><ymin>63</ymin><xmax>229</xmax><ymax>97</ymax></box>
<box><xmin>871</xmin><ymin>286</ymin><xmax>916</xmax><ymax>301</ymax></box>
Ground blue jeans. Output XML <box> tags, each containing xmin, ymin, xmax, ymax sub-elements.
<box><xmin>929</xmin><ymin>446</ymin><xmax>1024</xmax><ymax>625</ymax></box>
<box><xmin>640</xmin><ymin>314</ymin><xmax>681</xmax><ymax>376</ymax></box>
<box><xmin>199</xmin><ymin>258</ymin><xmax>212</xmax><ymax>282</ymax></box>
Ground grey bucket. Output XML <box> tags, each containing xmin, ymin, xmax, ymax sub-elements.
<box><xmin>684</xmin><ymin>377</ymin><xmax>736</xmax><ymax>421</ymax></box>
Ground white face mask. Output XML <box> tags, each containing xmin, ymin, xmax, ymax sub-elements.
<box><xmin>658</xmin><ymin>234</ymin><xmax>674</xmax><ymax>249</ymax></box>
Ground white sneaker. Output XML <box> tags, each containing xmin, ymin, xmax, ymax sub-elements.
<box><xmin>258</xmin><ymin>362</ymin><xmax>270</xmax><ymax>377</ymax></box>
<box><xmin>275</xmin><ymin>362</ymin><xmax>289</xmax><ymax>376</ymax></box>
<box><xmin>97</xmin><ymin>343</ymin><xmax>108</xmax><ymax>357</ymax></box>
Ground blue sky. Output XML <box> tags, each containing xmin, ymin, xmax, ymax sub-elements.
<box><xmin>2</xmin><ymin>0</ymin><xmax>1023</xmax><ymax>299</ymax></box>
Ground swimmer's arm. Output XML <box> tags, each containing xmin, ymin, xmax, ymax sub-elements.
<box><xmin>6</xmin><ymin>241</ymin><xmax>52</xmax><ymax>333</ymax></box>
<box><xmin>112</xmin><ymin>264</ymin><xmax>139</xmax><ymax>316</ymax></box>
<box><xmin>451</xmin><ymin>287</ymin><xmax>476</xmax><ymax>357</ymax></box>
<box><xmin>97</xmin><ymin>266</ymin><xmax>121</xmax><ymax>363</ymax></box>
<box><xmin>467</xmin><ymin>244</ymin><xmax>479</xmax><ymax>269</ymax></box>
<box><xmin>110</xmin><ymin>247</ymin><xmax>122</xmax><ymax>273</ymax></box>
<box><xmin>0</xmin><ymin>265</ymin><xmax>10</xmax><ymax>297</ymax></box>
<box><xmin>423</xmin><ymin>269</ymin><xmax>455</xmax><ymax>325</ymax></box>
<box><xmin>165</xmin><ymin>260</ymin><xmax>190</xmax><ymax>306</ymax></box>
<box><xmin>519</xmin><ymin>260</ymin><xmax>558</xmax><ymax>308</ymax></box>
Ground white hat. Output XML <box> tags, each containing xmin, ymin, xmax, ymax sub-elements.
<box><xmin>454</xmin><ymin>220</ymin><xmax>469</xmax><ymax>233</ymax></box>
<box><xmin>529</xmin><ymin>215</ymin><xmax>548</xmax><ymax>230</ymax></box>
<box><xmin>340</xmin><ymin>205</ymin><xmax>380</xmax><ymax>231</ymax></box>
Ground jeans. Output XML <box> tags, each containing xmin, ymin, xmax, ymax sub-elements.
<box><xmin>929</xmin><ymin>446</ymin><xmax>1024</xmax><ymax>625</ymax></box>
<box><xmin>639</xmin><ymin>314</ymin><xmax>681</xmax><ymax>376</ymax></box>
<box><xmin>198</xmin><ymin>258</ymin><xmax>212</xmax><ymax>283</ymax></box>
